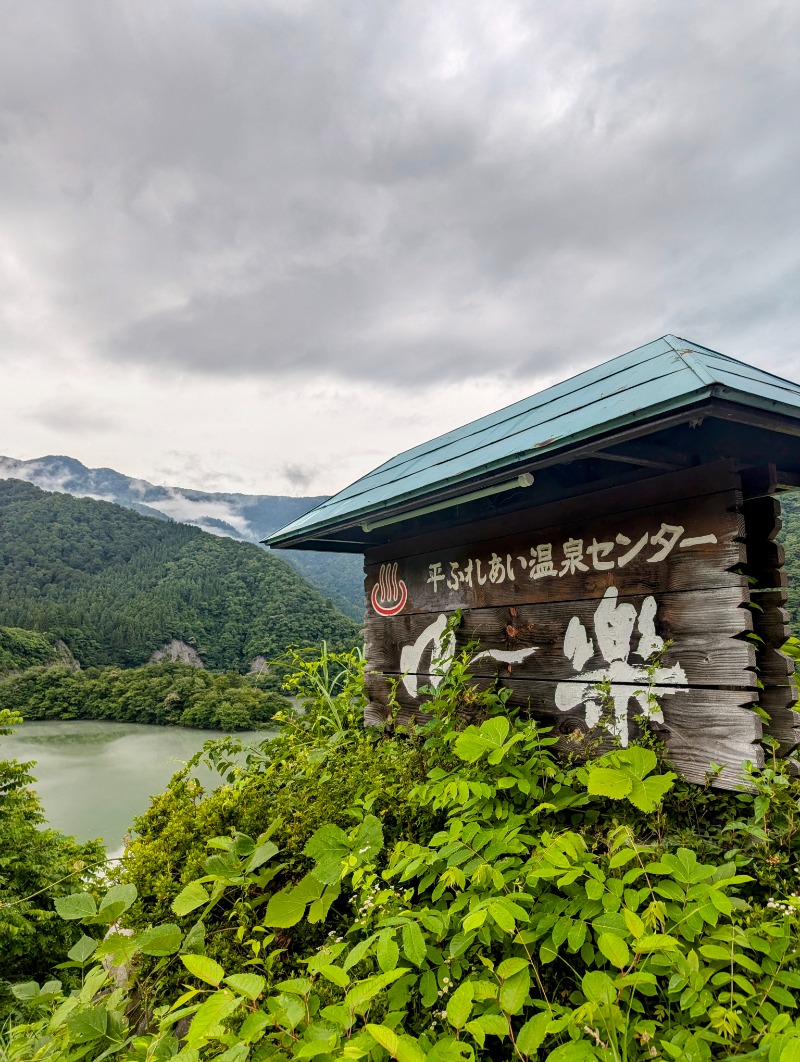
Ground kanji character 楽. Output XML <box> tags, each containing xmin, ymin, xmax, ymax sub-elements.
<box><xmin>554</xmin><ymin>588</ymin><xmax>687</xmax><ymax>745</ymax></box>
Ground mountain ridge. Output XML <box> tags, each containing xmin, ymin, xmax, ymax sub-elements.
<box><xmin>0</xmin><ymin>454</ymin><xmax>364</xmax><ymax>620</ymax></box>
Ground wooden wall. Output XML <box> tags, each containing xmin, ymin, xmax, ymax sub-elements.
<box><xmin>362</xmin><ymin>461</ymin><xmax>799</xmax><ymax>790</ymax></box>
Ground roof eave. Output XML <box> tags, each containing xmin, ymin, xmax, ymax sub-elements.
<box><xmin>268</xmin><ymin>382</ymin><xmax>800</xmax><ymax>551</ymax></box>
<box><xmin>267</xmin><ymin>385</ymin><xmax>718</xmax><ymax>549</ymax></box>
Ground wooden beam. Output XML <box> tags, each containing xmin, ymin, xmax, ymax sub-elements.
<box><xmin>589</xmin><ymin>451</ymin><xmax>683</xmax><ymax>472</ymax></box>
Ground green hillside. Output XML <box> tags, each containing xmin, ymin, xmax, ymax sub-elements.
<box><xmin>0</xmin><ymin>625</ymin><xmax>75</xmax><ymax>675</ymax></box>
<box><xmin>0</xmin><ymin>479</ymin><xmax>359</xmax><ymax>671</ymax></box>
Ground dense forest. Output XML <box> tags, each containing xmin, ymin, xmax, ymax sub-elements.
<box><xmin>0</xmin><ymin>625</ymin><xmax>75</xmax><ymax>675</ymax></box>
<box><xmin>0</xmin><ymin>659</ymin><xmax>288</xmax><ymax>730</ymax></box>
<box><xmin>0</xmin><ymin>479</ymin><xmax>359</xmax><ymax>671</ymax></box>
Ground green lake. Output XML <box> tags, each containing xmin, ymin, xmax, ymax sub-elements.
<box><xmin>3</xmin><ymin>720</ymin><xmax>269</xmax><ymax>854</ymax></box>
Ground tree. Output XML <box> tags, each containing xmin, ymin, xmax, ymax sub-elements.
<box><xmin>0</xmin><ymin>710</ymin><xmax>104</xmax><ymax>1006</ymax></box>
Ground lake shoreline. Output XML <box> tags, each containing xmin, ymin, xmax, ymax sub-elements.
<box><xmin>3</xmin><ymin>719</ymin><xmax>274</xmax><ymax>851</ymax></box>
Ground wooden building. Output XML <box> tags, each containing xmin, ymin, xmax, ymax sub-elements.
<box><xmin>269</xmin><ymin>336</ymin><xmax>800</xmax><ymax>788</ymax></box>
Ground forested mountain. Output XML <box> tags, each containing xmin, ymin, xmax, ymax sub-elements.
<box><xmin>0</xmin><ymin>454</ymin><xmax>364</xmax><ymax>620</ymax></box>
<box><xmin>0</xmin><ymin>479</ymin><xmax>359</xmax><ymax>671</ymax></box>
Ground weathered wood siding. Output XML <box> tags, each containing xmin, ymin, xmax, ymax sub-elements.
<box><xmin>362</xmin><ymin>462</ymin><xmax>797</xmax><ymax>789</ymax></box>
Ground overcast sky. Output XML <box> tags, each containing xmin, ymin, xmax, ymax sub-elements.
<box><xmin>1</xmin><ymin>1</ymin><xmax>798</xmax><ymax>496</ymax></box>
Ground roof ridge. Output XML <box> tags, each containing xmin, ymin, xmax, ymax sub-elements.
<box><xmin>663</xmin><ymin>337</ymin><xmax>718</xmax><ymax>387</ymax></box>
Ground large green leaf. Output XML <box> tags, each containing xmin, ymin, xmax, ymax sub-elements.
<box><xmin>318</xmin><ymin>964</ymin><xmax>350</xmax><ymax>988</ymax></box>
<box><xmin>181</xmin><ymin>954</ymin><xmax>225</xmax><ymax>986</ymax></box>
<box><xmin>516</xmin><ymin>1012</ymin><xmax>549</xmax><ymax>1054</ymax></box>
<box><xmin>586</xmin><ymin>767</ymin><xmax>632</xmax><ymax>800</ymax></box>
<box><xmin>352</xmin><ymin>815</ymin><xmax>384</xmax><ymax>862</ymax></box>
<box><xmin>224</xmin><ymin>974</ymin><xmax>265</xmax><ymax>1001</ymax></box>
<box><xmin>304</xmin><ymin>824</ymin><xmax>350</xmax><ymax>884</ymax></box>
<box><xmin>597</xmin><ymin>933</ymin><xmax>630</xmax><ymax>969</ymax></box>
<box><xmin>635</xmin><ymin>933</ymin><xmax>680</xmax><ymax>953</ymax></box>
<box><xmin>308</xmin><ymin>882</ymin><xmax>340</xmax><ymax>924</ymax></box>
<box><xmin>246</xmin><ymin>840</ymin><xmax>279</xmax><ymax>872</ymax></box>
<box><xmin>67</xmin><ymin>935</ymin><xmax>98</xmax><ymax>964</ymax></box>
<box><xmin>66</xmin><ymin>1006</ymin><xmax>108</xmax><ymax>1043</ymax></box>
<box><xmin>581</xmin><ymin>970</ymin><xmax>616</xmax><ymax>1006</ymax></box>
<box><xmin>54</xmin><ymin>891</ymin><xmax>96</xmax><ymax>921</ymax></box>
<box><xmin>454</xmin><ymin>718</ymin><xmax>510</xmax><ymax>763</ymax></box>
<box><xmin>344</xmin><ymin>968</ymin><xmax>409</xmax><ymax>1012</ymax></box>
<box><xmin>496</xmin><ymin>957</ymin><xmax>528</xmax><ymax>979</ymax></box>
<box><xmin>650</xmin><ymin>848</ymin><xmax>713</xmax><ymax>884</ymax></box>
<box><xmin>446</xmin><ymin>981</ymin><xmax>474</xmax><ymax>1028</ymax></box>
<box><xmin>172</xmin><ymin>881</ymin><xmax>210</xmax><ymax>917</ymax></box>
<box><xmin>96</xmin><ymin>931</ymin><xmax>139</xmax><ymax>966</ymax></box>
<box><xmin>499</xmin><ymin>968</ymin><xmax>530</xmax><ymax>1015</ymax></box>
<box><xmin>264</xmin><ymin>873</ymin><xmax>323</xmax><ymax>928</ymax></box>
<box><xmin>93</xmin><ymin>883</ymin><xmax>137</xmax><ymax>925</ymax></box>
<box><xmin>367</xmin><ymin>1024</ymin><xmax>426</xmax><ymax>1062</ymax></box>
<box><xmin>401</xmin><ymin>921</ymin><xmax>427</xmax><ymax>967</ymax></box>
<box><xmin>343</xmin><ymin>933</ymin><xmax>378</xmax><ymax>971</ymax></box>
<box><xmin>186</xmin><ymin>990</ymin><xmax>242</xmax><ymax>1046</ymax></box>
<box><xmin>627</xmin><ymin>772</ymin><xmax>677</xmax><ymax>813</ymax></box>
<box><xmin>376</xmin><ymin>930</ymin><xmax>399</xmax><ymax>974</ymax></box>
<box><xmin>138</xmin><ymin>923</ymin><xmax>182</xmax><ymax>956</ymax></box>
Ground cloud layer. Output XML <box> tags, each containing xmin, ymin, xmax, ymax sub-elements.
<box><xmin>1</xmin><ymin>0</ymin><xmax>798</xmax><ymax>490</ymax></box>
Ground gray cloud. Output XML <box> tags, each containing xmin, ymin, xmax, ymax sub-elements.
<box><xmin>281</xmin><ymin>462</ymin><xmax>320</xmax><ymax>493</ymax></box>
<box><xmin>0</xmin><ymin>0</ymin><xmax>798</xmax><ymax>391</ymax></box>
<box><xmin>30</xmin><ymin>403</ymin><xmax>115</xmax><ymax>434</ymax></box>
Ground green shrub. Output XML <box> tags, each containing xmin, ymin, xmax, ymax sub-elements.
<box><xmin>4</xmin><ymin>645</ymin><xmax>800</xmax><ymax>1060</ymax></box>
<box><xmin>0</xmin><ymin>661</ymin><xmax>290</xmax><ymax>730</ymax></box>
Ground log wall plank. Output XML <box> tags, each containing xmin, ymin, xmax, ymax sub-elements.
<box><xmin>364</xmin><ymin>673</ymin><xmax>762</xmax><ymax>790</ymax></box>
<box><xmin>365</xmin><ymin>587</ymin><xmax>755</xmax><ymax>689</ymax></box>
<box><xmin>366</xmin><ymin>491</ymin><xmax>745</xmax><ymax>617</ymax></box>
<box><xmin>743</xmin><ymin>491</ymin><xmax>800</xmax><ymax>757</ymax></box>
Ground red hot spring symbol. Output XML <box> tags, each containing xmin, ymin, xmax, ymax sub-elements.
<box><xmin>371</xmin><ymin>562</ymin><xmax>408</xmax><ymax>616</ymax></box>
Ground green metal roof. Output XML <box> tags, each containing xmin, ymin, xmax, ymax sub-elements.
<box><xmin>268</xmin><ymin>335</ymin><xmax>800</xmax><ymax>547</ymax></box>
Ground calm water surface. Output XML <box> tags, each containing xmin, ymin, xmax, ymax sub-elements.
<box><xmin>4</xmin><ymin>721</ymin><xmax>269</xmax><ymax>853</ymax></box>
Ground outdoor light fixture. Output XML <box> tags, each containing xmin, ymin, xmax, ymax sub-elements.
<box><xmin>361</xmin><ymin>472</ymin><xmax>534</xmax><ymax>533</ymax></box>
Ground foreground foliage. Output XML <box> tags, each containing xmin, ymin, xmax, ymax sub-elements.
<box><xmin>4</xmin><ymin>646</ymin><xmax>800</xmax><ymax>1061</ymax></box>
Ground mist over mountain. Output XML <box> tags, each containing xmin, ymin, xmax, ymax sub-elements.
<box><xmin>0</xmin><ymin>454</ymin><xmax>363</xmax><ymax>620</ymax></box>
